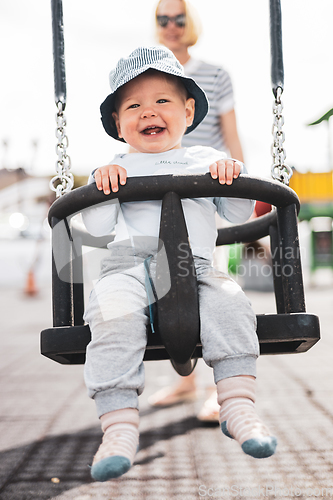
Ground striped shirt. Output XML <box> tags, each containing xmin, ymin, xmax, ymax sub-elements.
<box><xmin>181</xmin><ymin>58</ymin><xmax>235</xmax><ymax>152</ymax></box>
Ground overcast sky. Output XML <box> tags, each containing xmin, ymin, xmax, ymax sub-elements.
<box><xmin>1</xmin><ymin>0</ymin><xmax>333</xmax><ymax>180</ymax></box>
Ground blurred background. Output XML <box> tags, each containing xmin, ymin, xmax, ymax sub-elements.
<box><xmin>0</xmin><ymin>0</ymin><xmax>333</xmax><ymax>287</ymax></box>
<box><xmin>0</xmin><ymin>3</ymin><xmax>333</xmax><ymax>498</ymax></box>
<box><xmin>1</xmin><ymin>0</ymin><xmax>333</xmax><ymax>291</ymax></box>
<box><xmin>1</xmin><ymin>0</ymin><xmax>333</xmax><ymax>178</ymax></box>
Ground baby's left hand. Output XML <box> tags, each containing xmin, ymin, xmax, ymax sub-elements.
<box><xmin>209</xmin><ymin>159</ymin><xmax>241</xmax><ymax>185</ymax></box>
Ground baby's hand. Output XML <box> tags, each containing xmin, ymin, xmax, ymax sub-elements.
<box><xmin>94</xmin><ymin>164</ymin><xmax>127</xmax><ymax>194</ymax></box>
<box><xmin>209</xmin><ymin>159</ymin><xmax>241</xmax><ymax>185</ymax></box>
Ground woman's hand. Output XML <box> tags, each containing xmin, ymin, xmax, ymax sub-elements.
<box><xmin>209</xmin><ymin>159</ymin><xmax>241</xmax><ymax>185</ymax></box>
<box><xmin>94</xmin><ymin>164</ymin><xmax>128</xmax><ymax>194</ymax></box>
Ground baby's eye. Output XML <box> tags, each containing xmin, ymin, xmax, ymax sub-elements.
<box><xmin>157</xmin><ymin>99</ymin><xmax>168</xmax><ymax>104</ymax></box>
<box><xmin>128</xmin><ymin>103</ymin><xmax>139</xmax><ymax>109</ymax></box>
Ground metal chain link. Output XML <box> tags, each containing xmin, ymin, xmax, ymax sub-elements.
<box><xmin>49</xmin><ymin>101</ymin><xmax>74</xmax><ymax>197</ymax></box>
<box><xmin>271</xmin><ymin>87</ymin><xmax>293</xmax><ymax>185</ymax></box>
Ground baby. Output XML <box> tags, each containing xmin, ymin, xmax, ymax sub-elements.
<box><xmin>82</xmin><ymin>46</ymin><xmax>277</xmax><ymax>482</ymax></box>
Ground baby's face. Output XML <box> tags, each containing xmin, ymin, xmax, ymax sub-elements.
<box><xmin>112</xmin><ymin>71</ymin><xmax>194</xmax><ymax>154</ymax></box>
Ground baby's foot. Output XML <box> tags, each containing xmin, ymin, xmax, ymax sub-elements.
<box><xmin>217</xmin><ymin>377</ymin><xmax>277</xmax><ymax>459</ymax></box>
<box><xmin>91</xmin><ymin>408</ymin><xmax>139</xmax><ymax>481</ymax></box>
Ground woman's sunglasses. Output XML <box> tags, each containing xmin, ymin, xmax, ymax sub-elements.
<box><xmin>156</xmin><ymin>14</ymin><xmax>186</xmax><ymax>28</ymax></box>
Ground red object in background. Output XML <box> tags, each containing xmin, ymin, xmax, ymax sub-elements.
<box><xmin>254</xmin><ymin>201</ymin><xmax>272</xmax><ymax>218</ymax></box>
<box><xmin>24</xmin><ymin>270</ymin><xmax>38</xmax><ymax>296</ymax></box>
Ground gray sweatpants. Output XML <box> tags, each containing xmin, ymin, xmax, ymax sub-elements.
<box><xmin>84</xmin><ymin>244</ymin><xmax>259</xmax><ymax>417</ymax></box>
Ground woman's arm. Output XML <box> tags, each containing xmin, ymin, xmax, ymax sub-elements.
<box><xmin>219</xmin><ymin>109</ymin><xmax>244</xmax><ymax>163</ymax></box>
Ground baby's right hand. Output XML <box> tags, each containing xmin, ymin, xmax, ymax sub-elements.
<box><xmin>94</xmin><ymin>164</ymin><xmax>127</xmax><ymax>194</ymax></box>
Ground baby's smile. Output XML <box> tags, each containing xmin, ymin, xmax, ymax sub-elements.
<box><xmin>142</xmin><ymin>126</ymin><xmax>165</xmax><ymax>136</ymax></box>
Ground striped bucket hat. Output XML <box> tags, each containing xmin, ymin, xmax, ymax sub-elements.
<box><xmin>100</xmin><ymin>46</ymin><xmax>209</xmax><ymax>142</ymax></box>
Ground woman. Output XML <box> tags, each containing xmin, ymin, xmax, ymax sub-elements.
<box><xmin>155</xmin><ymin>0</ymin><xmax>244</xmax><ymax>160</ymax></box>
<box><xmin>149</xmin><ymin>0</ymin><xmax>245</xmax><ymax>421</ymax></box>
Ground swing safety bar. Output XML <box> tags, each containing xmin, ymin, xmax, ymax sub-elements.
<box><xmin>41</xmin><ymin>174</ymin><xmax>320</xmax><ymax>371</ymax></box>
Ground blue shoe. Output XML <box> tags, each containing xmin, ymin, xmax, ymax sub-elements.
<box><xmin>241</xmin><ymin>436</ymin><xmax>277</xmax><ymax>459</ymax></box>
<box><xmin>91</xmin><ymin>455</ymin><xmax>131</xmax><ymax>481</ymax></box>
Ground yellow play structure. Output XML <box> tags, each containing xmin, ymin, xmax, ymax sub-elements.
<box><xmin>289</xmin><ymin>170</ymin><xmax>333</xmax><ymax>271</ymax></box>
<box><xmin>289</xmin><ymin>170</ymin><xmax>333</xmax><ymax>205</ymax></box>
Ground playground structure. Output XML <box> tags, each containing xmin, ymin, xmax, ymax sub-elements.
<box><xmin>40</xmin><ymin>0</ymin><xmax>321</xmax><ymax>375</ymax></box>
<box><xmin>289</xmin><ymin>170</ymin><xmax>333</xmax><ymax>273</ymax></box>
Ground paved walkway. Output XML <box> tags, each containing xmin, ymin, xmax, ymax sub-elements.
<box><xmin>1</xmin><ymin>238</ymin><xmax>333</xmax><ymax>499</ymax></box>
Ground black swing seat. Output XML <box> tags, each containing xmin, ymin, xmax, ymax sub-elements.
<box><xmin>41</xmin><ymin>173</ymin><xmax>320</xmax><ymax>374</ymax></box>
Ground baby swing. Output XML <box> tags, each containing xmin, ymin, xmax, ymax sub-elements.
<box><xmin>41</xmin><ymin>0</ymin><xmax>320</xmax><ymax>376</ymax></box>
